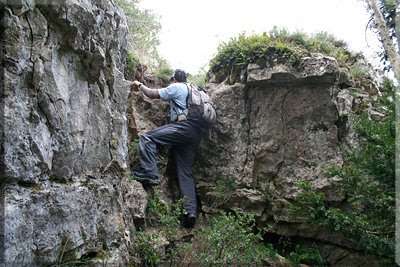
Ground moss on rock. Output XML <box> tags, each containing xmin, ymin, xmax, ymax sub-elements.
<box><xmin>209</xmin><ymin>28</ymin><xmax>353</xmax><ymax>83</ymax></box>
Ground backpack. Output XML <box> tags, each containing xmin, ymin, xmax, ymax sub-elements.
<box><xmin>173</xmin><ymin>83</ymin><xmax>217</xmax><ymax>128</ymax></box>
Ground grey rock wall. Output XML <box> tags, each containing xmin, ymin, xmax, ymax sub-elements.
<box><xmin>1</xmin><ymin>1</ymin><xmax>383</xmax><ymax>265</ymax></box>
<box><xmin>195</xmin><ymin>55</ymin><xmax>380</xmax><ymax>265</ymax></box>
<box><xmin>198</xmin><ymin>56</ymin><xmax>343</xmax><ymax>206</ymax></box>
<box><xmin>2</xmin><ymin>0</ymin><xmax>147</xmax><ymax>265</ymax></box>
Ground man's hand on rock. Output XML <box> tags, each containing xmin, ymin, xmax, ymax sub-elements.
<box><xmin>132</xmin><ymin>80</ymin><xmax>142</xmax><ymax>88</ymax></box>
<box><xmin>131</xmin><ymin>80</ymin><xmax>160</xmax><ymax>99</ymax></box>
<box><xmin>131</xmin><ymin>81</ymin><xmax>142</xmax><ymax>92</ymax></box>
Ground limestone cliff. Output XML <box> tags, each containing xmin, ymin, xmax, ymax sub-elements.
<box><xmin>2</xmin><ymin>0</ymin><xmax>147</xmax><ymax>264</ymax></box>
<box><xmin>126</xmin><ymin>51</ymin><xmax>384</xmax><ymax>265</ymax></box>
<box><xmin>2</xmin><ymin>1</ymin><xmax>386</xmax><ymax>265</ymax></box>
<box><xmin>194</xmin><ymin>54</ymin><xmax>382</xmax><ymax>265</ymax></box>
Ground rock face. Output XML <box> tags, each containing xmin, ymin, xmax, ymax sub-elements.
<box><xmin>195</xmin><ymin>55</ymin><xmax>380</xmax><ymax>265</ymax></box>
<box><xmin>198</xmin><ymin>55</ymin><xmax>343</xmax><ymax>204</ymax></box>
<box><xmin>2</xmin><ymin>1</ymin><xmax>147</xmax><ymax>265</ymax></box>
<box><xmin>1</xmin><ymin>1</ymin><xmax>384</xmax><ymax>265</ymax></box>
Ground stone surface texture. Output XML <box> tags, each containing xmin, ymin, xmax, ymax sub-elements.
<box><xmin>2</xmin><ymin>0</ymin><xmax>385</xmax><ymax>265</ymax></box>
<box><xmin>2</xmin><ymin>0</ymin><xmax>147</xmax><ymax>265</ymax></box>
<box><xmin>196</xmin><ymin>54</ymin><xmax>382</xmax><ymax>266</ymax></box>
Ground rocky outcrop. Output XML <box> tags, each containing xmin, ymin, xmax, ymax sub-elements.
<box><xmin>198</xmin><ymin>55</ymin><xmax>343</xmax><ymax>204</ymax></box>
<box><xmin>195</xmin><ymin>54</ymin><xmax>381</xmax><ymax>265</ymax></box>
<box><xmin>1</xmin><ymin>1</ymin><xmax>384</xmax><ymax>265</ymax></box>
<box><xmin>2</xmin><ymin>1</ymin><xmax>147</xmax><ymax>265</ymax></box>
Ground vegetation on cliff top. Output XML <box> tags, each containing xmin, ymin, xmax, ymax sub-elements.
<box><xmin>209</xmin><ymin>27</ymin><xmax>351</xmax><ymax>73</ymax></box>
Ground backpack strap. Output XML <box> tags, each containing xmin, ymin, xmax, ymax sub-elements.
<box><xmin>171</xmin><ymin>83</ymin><xmax>191</xmax><ymax>110</ymax></box>
<box><xmin>171</xmin><ymin>99</ymin><xmax>185</xmax><ymax>111</ymax></box>
<box><xmin>184</xmin><ymin>82</ymin><xmax>191</xmax><ymax>108</ymax></box>
<box><xmin>170</xmin><ymin>83</ymin><xmax>191</xmax><ymax>121</ymax></box>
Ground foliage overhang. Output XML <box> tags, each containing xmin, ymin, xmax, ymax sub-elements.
<box><xmin>209</xmin><ymin>28</ymin><xmax>351</xmax><ymax>74</ymax></box>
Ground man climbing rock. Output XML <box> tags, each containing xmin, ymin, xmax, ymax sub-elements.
<box><xmin>131</xmin><ymin>69</ymin><xmax>203</xmax><ymax>228</ymax></box>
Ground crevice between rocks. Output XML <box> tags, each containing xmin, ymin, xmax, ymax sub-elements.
<box><xmin>277</xmin><ymin>87</ymin><xmax>291</xmax><ymax>176</ymax></box>
<box><xmin>262</xmin><ymin>229</ymin><xmax>370</xmax><ymax>266</ymax></box>
<box><xmin>25</xmin><ymin>12</ymin><xmax>35</xmax><ymax>64</ymax></box>
<box><xmin>243</xmin><ymin>84</ymin><xmax>253</xmax><ymax>171</ymax></box>
<box><xmin>37</xmin><ymin>101</ymin><xmax>52</xmax><ymax>129</ymax></box>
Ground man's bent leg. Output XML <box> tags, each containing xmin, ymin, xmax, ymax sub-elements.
<box><xmin>138</xmin><ymin>122</ymin><xmax>202</xmax><ymax>178</ymax></box>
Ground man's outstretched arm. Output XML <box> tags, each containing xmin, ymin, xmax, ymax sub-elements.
<box><xmin>132</xmin><ymin>80</ymin><xmax>160</xmax><ymax>99</ymax></box>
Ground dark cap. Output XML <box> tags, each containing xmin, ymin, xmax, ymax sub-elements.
<box><xmin>170</xmin><ymin>69</ymin><xmax>187</xmax><ymax>82</ymax></box>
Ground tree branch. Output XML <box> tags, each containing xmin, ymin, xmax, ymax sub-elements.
<box><xmin>365</xmin><ymin>0</ymin><xmax>400</xmax><ymax>82</ymax></box>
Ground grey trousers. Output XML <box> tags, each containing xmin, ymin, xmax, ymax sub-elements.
<box><xmin>139</xmin><ymin>120</ymin><xmax>203</xmax><ymax>214</ymax></box>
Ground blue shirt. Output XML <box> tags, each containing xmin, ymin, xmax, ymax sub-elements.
<box><xmin>159</xmin><ymin>83</ymin><xmax>189</xmax><ymax>122</ymax></box>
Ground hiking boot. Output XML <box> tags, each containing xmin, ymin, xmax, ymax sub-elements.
<box><xmin>132</xmin><ymin>170</ymin><xmax>159</xmax><ymax>186</ymax></box>
<box><xmin>181</xmin><ymin>213</ymin><xmax>196</xmax><ymax>228</ymax></box>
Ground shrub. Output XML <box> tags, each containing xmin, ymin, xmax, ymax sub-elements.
<box><xmin>133</xmin><ymin>231</ymin><xmax>160</xmax><ymax>266</ymax></box>
<box><xmin>192</xmin><ymin>211</ymin><xmax>276</xmax><ymax>265</ymax></box>
<box><xmin>209</xmin><ymin>27</ymin><xmax>350</xmax><ymax>73</ymax></box>
<box><xmin>146</xmin><ymin>189</ymin><xmax>183</xmax><ymax>241</ymax></box>
<box><xmin>348</xmin><ymin>62</ymin><xmax>365</xmax><ymax>80</ymax></box>
<box><xmin>204</xmin><ymin>175</ymin><xmax>238</xmax><ymax>212</ymax></box>
<box><xmin>132</xmin><ymin>189</ymin><xmax>184</xmax><ymax>266</ymax></box>
<box><xmin>134</xmin><ymin>195</ymin><xmax>278</xmax><ymax>265</ymax></box>
<box><xmin>125</xmin><ymin>51</ymin><xmax>138</xmax><ymax>80</ymax></box>
<box><xmin>156</xmin><ymin>65</ymin><xmax>174</xmax><ymax>85</ymax></box>
<box><xmin>287</xmin><ymin>243</ymin><xmax>324</xmax><ymax>267</ymax></box>
<box><xmin>187</xmin><ymin>70</ymin><xmax>207</xmax><ymax>88</ymax></box>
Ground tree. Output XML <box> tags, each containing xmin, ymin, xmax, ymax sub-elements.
<box><xmin>363</xmin><ymin>1</ymin><xmax>399</xmax><ymax>265</ymax></box>
<box><xmin>117</xmin><ymin>0</ymin><xmax>161</xmax><ymax>67</ymax></box>
<box><xmin>364</xmin><ymin>0</ymin><xmax>400</xmax><ymax>82</ymax></box>
<box><xmin>397</xmin><ymin>5</ymin><xmax>400</xmax><ymax>51</ymax></box>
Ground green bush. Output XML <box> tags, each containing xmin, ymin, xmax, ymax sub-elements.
<box><xmin>209</xmin><ymin>27</ymin><xmax>350</xmax><ymax>73</ymax></box>
<box><xmin>125</xmin><ymin>51</ymin><xmax>138</xmax><ymax>80</ymax></box>
<box><xmin>187</xmin><ymin>70</ymin><xmax>207</xmax><ymax>88</ymax></box>
<box><xmin>156</xmin><ymin>65</ymin><xmax>173</xmax><ymax>85</ymax></box>
<box><xmin>146</xmin><ymin>189</ymin><xmax>183</xmax><ymax>240</ymax></box>
<box><xmin>287</xmin><ymin>243</ymin><xmax>324</xmax><ymax>267</ymax></box>
<box><xmin>293</xmin><ymin>78</ymin><xmax>396</xmax><ymax>264</ymax></box>
<box><xmin>348</xmin><ymin>62</ymin><xmax>365</xmax><ymax>80</ymax></box>
<box><xmin>192</xmin><ymin>211</ymin><xmax>276</xmax><ymax>265</ymax></box>
<box><xmin>134</xmin><ymin>231</ymin><xmax>160</xmax><ymax>266</ymax></box>
<box><xmin>132</xmin><ymin>189</ymin><xmax>184</xmax><ymax>266</ymax></box>
<box><xmin>274</xmin><ymin>237</ymin><xmax>324</xmax><ymax>266</ymax></box>
<box><xmin>134</xmin><ymin>196</ymin><xmax>278</xmax><ymax>265</ymax></box>
<box><xmin>204</xmin><ymin>175</ymin><xmax>238</xmax><ymax>212</ymax></box>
